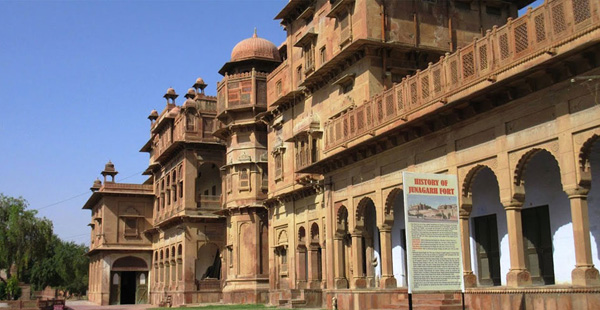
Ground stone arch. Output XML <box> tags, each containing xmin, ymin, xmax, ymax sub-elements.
<box><xmin>336</xmin><ymin>205</ymin><xmax>349</xmax><ymax>234</ymax></box>
<box><xmin>514</xmin><ymin>148</ymin><xmax>562</xmax><ymax>187</ymax></box>
<box><xmin>160</xmin><ymin>249</ymin><xmax>164</xmax><ymax>261</ymax></box>
<box><xmin>580</xmin><ymin>134</ymin><xmax>600</xmax><ymax>172</ymax></box>
<box><xmin>112</xmin><ymin>256</ymin><xmax>148</xmax><ymax>271</ymax></box>
<box><xmin>384</xmin><ymin>188</ymin><xmax>402</xmax><ymax>225</ymax></box>
<box><xmin>461</xmin><ymin>164</ymin><xmax>498</xmax><ymax>215</ymax></box>
<box><xmin>278</xmin><ymin>230</ymin><xmax>289</xmax><ymax>245</ymax></box>
<box><xmin>463</xmin><ymin>164</ymin><xmax>494</xmax><ymax>197</ymax></box>
<box><xmin>355</xmin><ymin>196</ymin><xmax>376</xmax><ymax>229</ymax></box>
<box><xmin>298</xmin><ymin>226</ymin><xmax>307</xmax><ymax>244</ymax></box>
<box><xmin>171</xmin><ymin>246</ymin><xmax>175</xmax><ymax>257</ymax></box>
<box><xmin>310</xmin><ymin>222</ymin><xmax>320</xmax><ymax>244</ymax></box>
<box><xmin>578</xmin><ymin>134</ymin><xmax>600</xmax><ymax>189</ymax></box>
<box><xmin>178</xmin><ymin>244</ymin><xmax>183</xmax><ymax>256</ymax></box>
<box><xmin>517</xmin><ymin>148</ymin><xmax>571</xmax><ymax>284</ymax></box>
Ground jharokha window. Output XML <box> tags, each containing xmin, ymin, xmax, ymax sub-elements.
<box><xmin>294</xmin><ymin>135</ymin><xmax>319</xmax><ymax>170</ymax></box>
<box><xmin>304</xmin><ymin>41</ymin><xmax>315</xmax><ymax>74</ymax></box>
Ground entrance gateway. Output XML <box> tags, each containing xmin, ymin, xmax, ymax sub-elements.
<box><xmin>110</xmin><ymin>256</ymin><xmax>149</xmax><ymax>305</ymax></box>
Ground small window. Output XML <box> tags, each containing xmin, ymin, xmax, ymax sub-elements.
<box><xmin>297</xmin><ymin>65</ymin><xmax>303</xmax><ymax>83</ymax></box>
<box><xmin>227</xmin><ymin>172</ymin><xmax>232</xmax><ymax>193</ymax></box>
<box><xmin>179</xmin><ymin>180</ymin><xmax>183</xmax><ymax>198</ymax></box>
<box><xmin>319</xmin><ymin>46</ymin><xmax>326</xmax><ymax>65</ymax></box>
<box><xmin>186</xmin><ymin>114</ymin><xmax>196</xmax><ymax>131</ymax></box>
<box><xmin>281</xmin><ymin>247</ymin><xmax>287</xmax><ymax>265</ymax></box>
<box><xmin>455</xmin><ymin>1</ymin><xmax>471</xmax><ymax>10</ymax></box>
<box><xmin>276</xmin><ymin>80</ymin><xmax>282</xmax><ymax>97</ymax></box>
<box><xmin>274</xmin><ymin>152</ymin><xmax>284</xmax><ymax>182</ymax></box>
<box><xmin>239</xmin><ymin>167</ymin><xmax>250</xmax><ymax>191</ymax></box>
<box><xmin>304</xmin><ymin>42</ymin><xmax>315</xmax><ymax>73</ymax></box>
<box><xmin>261</xmin><ymin>167</ymin><xmax>268</xmax><ymax>191</ymax></box>
<box><xmin>124</xmin><ymin>218</ymin><xmax>138</xmax><ymax>237</ymax></box>
<box><xmin>342</xmin><ymin>82</ymin><xmax>353</xmax><ymax>94</ymax></box>
<box><xmin>486</xmin><ymin>5</ymin><xmax>501</xmax><ymax>16</ymax></box>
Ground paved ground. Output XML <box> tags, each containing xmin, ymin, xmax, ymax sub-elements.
<box><xmin>66</xmin><ymin>300</ymin><xmax>153</xmax><ymax>310</ymax></box>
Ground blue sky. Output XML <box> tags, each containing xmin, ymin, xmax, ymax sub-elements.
<box><xmin>0</xmin><ymin>0</ymin><xmax>543</xmax><ymax>246</ymax></box>
<box><xmin>0</xmin><ymin>0</ymin><xmax>287</xmax><ymax>245</ymax></box>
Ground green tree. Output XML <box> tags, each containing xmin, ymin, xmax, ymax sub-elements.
<box><xmin>28</xmin><ymin>235</ymin><xmax>89</xmax><ymax>295</ymax></box>
<box><xmin>54</xmin><ymin>240</ymin><xmax>89</xmax><ymax>296</ymax></box>
<box><xmin>0</xmin><ymin>194</ymin><xmax>53</xmax><ymax>281</ymax></box>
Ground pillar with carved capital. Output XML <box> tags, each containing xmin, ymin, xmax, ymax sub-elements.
<box><xmin>333</xmin><ymin>235</ymin><xmax>348</xmax><ymax>288</ymax></box>
<box><xmin>459</xmin><ymin>204</ymin><xmax>477</xmax><ymax>287</ymax></box>
<box><xmin>504</xmin><ymin>201</ymin><xmax>532</xmax><ymax>287</ymax></box>
<box><xmin>566</xmin><ymin>188</ymin><xmax>600</xmax><ymax>286</ymax></box>
<box><xmin>351</xmin><ymin>231</ymin><xmax>367</xmax><ymax>288</ymax></box>
<box><xmin>378</xmin><ymin>226</ymin><xmax>397</xmax><ymax>288</ymax></box>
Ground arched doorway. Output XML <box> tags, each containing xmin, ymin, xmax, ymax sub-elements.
<box><xmin>309</xmin><ymin>223</ymin><xmax>323</xmax><ymax>288</ymax></box>
<box><xmin>516</xmin><ymin>149</ymin><xmax>572</xmax><ymax>284</ymax></box>
<box><xmin>465</xmin><ymin>166</ymin><xmax>506</xmax><ymax>286</ymax></box>
<box><xmin>356</xmin><ymin>197</ymin><xmax>380</xmax><ymax>288</ymax></box>
<box><xmin>387</xmin><ymin>188</ymin><xmax>407</xmax><ymax>287</ymax></box>
<box><xmin>110</xmin><ymin>256</ymin><xmax>149</xmax><ymax>305</ymax></box>
<box><xmin>334</xmin><ymin>205</ymin><xmax>350</xmax><ymax>288</ymax></box>
<box><xmin>196</xmin><ymin>243</ymin><xmax>221</xmax><ymax>282</ymax></box>
<box><xmin>586</xmin><ymin>138</ymin><xmax>600</xmax><ymax>270</ymax></box>
<box><xmin>296</xmin><ymin>226</ymin><xmax>308</xmax><ymax>289</ymax></box>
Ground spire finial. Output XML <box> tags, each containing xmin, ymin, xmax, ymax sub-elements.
<box><xmin>253</xmin><ymin>27</ymin><xmax>257</xmax><ymax>38</ymax></box>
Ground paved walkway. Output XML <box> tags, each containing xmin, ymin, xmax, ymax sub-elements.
<box><xmin>66</xmin><ymin>300</ymin><xmax>154</xmax><ymax>310</ymax></box>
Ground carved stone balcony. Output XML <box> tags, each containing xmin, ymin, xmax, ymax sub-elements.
<box><xmin>323</xmin><ymin>0</ymin><xmax>600</xmax><ymax>154</ymax></box>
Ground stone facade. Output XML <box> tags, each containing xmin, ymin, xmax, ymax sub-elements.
<box><xmin>84</xmin><ymin>0</ymin><xmax>600</xmax><ymax>309</ymax></box>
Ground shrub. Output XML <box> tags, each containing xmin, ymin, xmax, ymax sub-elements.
<box><xmin>0</xmin><ymin>281</ymin><xmax>7</xmax><ymax>300</ymax></box>
<box><xmin>6</xmin><ymin>276</ymin><xmax>21</xmax><ymax>300</ymax></box>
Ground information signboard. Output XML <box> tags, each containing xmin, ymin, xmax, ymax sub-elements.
<box><xmin>402</xmin><ymin>172</ymin><xmax>463</xmax><ymax>293</ymax></box>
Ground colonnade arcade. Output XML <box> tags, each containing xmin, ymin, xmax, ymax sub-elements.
<box><xmin>331</xmin><ymin>134</ymin><xmax>600</xmax><ymax>289</ymax></box>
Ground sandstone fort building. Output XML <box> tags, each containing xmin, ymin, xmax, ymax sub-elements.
<box><xmin>83</xmin><ymin>0</ymin><xmax>600</xmax><ymax>308</ymax></box>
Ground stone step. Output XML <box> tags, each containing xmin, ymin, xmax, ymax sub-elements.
<box><xmin>411</xmin><ymin>293</ymin><xmax>460</xmax><ymax>300</ymax></box>
<box><xmin>290</xmin><ymin>298</ymin><xmax>308</xmax><ymax>308</ymax></box>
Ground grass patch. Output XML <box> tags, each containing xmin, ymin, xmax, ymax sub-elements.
<box><xmin>150</xmin><ymin>305</ymin><xmax>279</xmax><ymax>310</ymax></box>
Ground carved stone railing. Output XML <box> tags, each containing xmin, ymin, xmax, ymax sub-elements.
<box><xmin>324</xmin><ymin>0</ymin><xmax>599</xmax><ymax>152</ymax></box>
<box><xmin>102</xmin><ymin>182</ymin><xmax>153</xmax><ymax>193</ymax></box>
<box><xmin>197</xmin><ymin>194</ymin><xmax>221</xmax><ymax>210</ymax></box>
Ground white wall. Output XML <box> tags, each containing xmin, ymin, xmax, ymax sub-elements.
<box><xmin>469</xmin><ymin>167</ymin><xmax>508</xmax><ymax>285</ymax></box>
<box><xmin>391</xmin><ymin>194</ymin><xmax>407</xmax><ymax>287</ymax></box>
<box><xmin>521</xmin><ymin>151</ymin><xmax>572</xmax><ymax>284</ymax></box>
<box><xmin>586</xmin><ymin>141</ymin><xmax>600</xmax><ymax>270</ymax></box>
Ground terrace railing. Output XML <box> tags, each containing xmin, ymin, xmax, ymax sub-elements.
<box><xmin>324</xmin><ymin>0</ymin><xmax>599</xmax><ymax>152</ymax></box>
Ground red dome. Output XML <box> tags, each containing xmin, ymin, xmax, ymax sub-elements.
<box><xmin>230</xmin><ymin>30</ymin><xmax>281</xmax><ymax>62</ymax></box>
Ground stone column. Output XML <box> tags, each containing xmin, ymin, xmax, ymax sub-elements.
<box><xmin>333</xmin><ymin>235</ymin><xmax>348</xmax><ymax>288</ymax></box>
<box><xmin>459</xmin><ymin>204</ymin><xmax>477</xmax><ymax>288</ymax></box>
<box><xmin>378</xmin><ymin>227</ymin><xmax>397</xmax><ymax>288</ymax></box>
<box><xmin>365</xmin><ymin>237</ymin><xmax>375</xmax><ymax>287</ymax></box>
<box><xmin>296</xmin><ymin>246</ymin><xmax>307</xmax><ymax>289</ymax></box>
<box><xmin>504</xmin><ymin>201</ymin><xmax>532</xmax><ymax>287</ymax></box>
<box><xmin>307</xmin><ymin>244</ymin><xmax>320</xmax><ymax>288</ymax></box>
<box><xmin>351</xmin><ymin>231</ymin><xmax>367</xmax><ymax>288</ymax></box>
<box><xmin>566</xmin><ymin>188</ymin><xmax>600</xmax><ymax>286</ymax></box>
